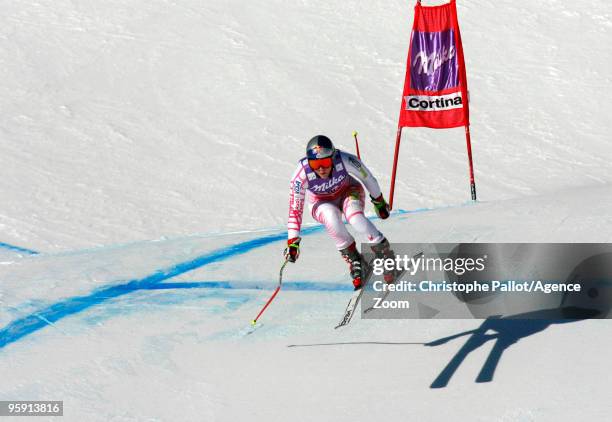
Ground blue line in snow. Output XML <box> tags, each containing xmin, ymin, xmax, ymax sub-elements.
<box><xmin>0</xmin><ymin>203</ymin><xmax>463</xmax><ymax>259</ymax></box>
<box><xmin>0</xmin><ymin>242</ymin><xmax>38</xmax><ymax>255</ymax></box>
<box><xmin>394</xmin><ymin>200</ymin><xmax>476</xmax><ymax>217</ymax></box>
<box><xmin>0</xmin><ymin>201</ymin><xmax>473</xmax><ymax>349</ymax></box>
<box><xmin>145</xmin><ymin>281</ymin><xmax>352</xmax><ymax>292</ymax></box>
<box><xmin>0</xmin><ymin>226</ymin><xmax>326</xmax><ymax>349</ymax></box>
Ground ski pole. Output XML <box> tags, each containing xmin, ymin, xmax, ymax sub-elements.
<box><xmin>352</xmin><ymin>130</ymin><xmax>361</xmax><ymax>159</ymax></box>
<box><xmin>251</xmin><ymin>259</ymin><xmax>289</xmax><ymax>325</ymax></box>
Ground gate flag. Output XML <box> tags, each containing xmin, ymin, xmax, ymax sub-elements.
<box><xmin>389</xmin><ymin>0</ymin><xmax>476</xmax><ymax>208</ymax></box>
<box><xmin>398</xmin><ymin>0</ymin><xmax>469</xmax><ymax>129</ymax></box>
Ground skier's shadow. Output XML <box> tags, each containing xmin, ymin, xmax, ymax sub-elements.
<box><xmin>426</xmin><ymin>307</ymin><xmax>598</xmax><ymax>388</ymax></box>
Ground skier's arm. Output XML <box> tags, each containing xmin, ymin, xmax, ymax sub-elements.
<box><xmin>287</xmin><ymin>164</ymin><xmax>307</xmax><ymax>242</ymax></box>
<box><xmin>341</xmin><ymin>151</ymin><xmax>390</xmax><ymax>218</ymax></box>
<box><xmin>341</xmin><ymin>151</ymin><xmax>382</xmax><ymax>198</ymax></box>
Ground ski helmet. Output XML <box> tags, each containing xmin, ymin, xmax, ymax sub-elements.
<box><xmin>306</xmin><ymin>135</ymin><xmax>335</xmax><ymax>160</ymax></box>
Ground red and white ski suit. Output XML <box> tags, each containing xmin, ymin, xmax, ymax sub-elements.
<box><xmin>287</xmin><ymin>150</ymin><xmax>385</xmax><ymax>249</ymax></box>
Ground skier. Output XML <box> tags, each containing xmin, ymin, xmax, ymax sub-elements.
<box><xmin>284</xmin><ymin>135</ymin><xmax>395</xmax><ymax>289</ymax></box>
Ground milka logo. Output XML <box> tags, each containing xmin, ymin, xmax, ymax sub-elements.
<box><xmin>311</xmin><ymin>174</ymin><xmax>346</xmax><ymax>192</ymax></box>
<box><xmin>413</xmin><ymin>44</ymin><xmax>455</xmax><ymax>76</ymax></box>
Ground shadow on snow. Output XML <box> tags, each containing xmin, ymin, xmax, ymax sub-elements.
<box><xmin>426</xmin><ymin>307</ymin><xmax>600</xmax><ymax>388</ymax></box>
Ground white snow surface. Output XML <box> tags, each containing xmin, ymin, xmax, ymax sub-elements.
<box><xmin>1</xmin><ymin>0</ymin><xmax>611</xmax><ymax>421</ymax></box>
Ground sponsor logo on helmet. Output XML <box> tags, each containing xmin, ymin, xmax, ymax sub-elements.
<box><xmin>309</xmin><ymin>143</ymin><xmax>334</xmax><ymax>159</ymax></box>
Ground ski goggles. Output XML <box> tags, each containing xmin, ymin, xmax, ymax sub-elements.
<box><xmin>308</xmin><ymin>157</ymin><xmax>333</xmax><ymax>170</ymax></box>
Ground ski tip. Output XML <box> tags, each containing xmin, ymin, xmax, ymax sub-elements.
<box><xmin>334</xmin><ymin>320</ymin><xmax>348</xmax><ymax>329</ymax></box>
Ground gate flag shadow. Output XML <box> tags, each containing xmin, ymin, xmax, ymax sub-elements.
<box><xmin>426</xmin><ymin>307</ymin><xmax>598</xmax><ymax>389</ymax></box>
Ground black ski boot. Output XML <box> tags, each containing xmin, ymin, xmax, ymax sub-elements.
<box><xmin>340</xmin><ymin>242</ymin><xmax>364</xmax><ymax>290</ymax></box>
<box><xmin>371</xmin><ymin>238</ymin><xmax>396</xmax><ymax>283</ymax></box>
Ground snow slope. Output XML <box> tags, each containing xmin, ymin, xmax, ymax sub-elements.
<box><xmin>1</xmin><ymin>0</ymin><xmax>611</xmax><ymax>250</ymax></box>
<box><xmin>1</xmin><ymin>0</ymin><xmax>612</xmax><ymax>421</ymax></box>
<box><xmin>2</xmin><ymin>194</ymin><xmax>612</xmax><ymax>421</ymax></box>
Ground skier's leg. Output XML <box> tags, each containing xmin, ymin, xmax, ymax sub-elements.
<box><xmin>312</xmin><ymin>202</ymin><xmax>354</xmax><ymax>250</ymax></box>
<box><xmin>312</xmin><ymin>202</ymin><xmax>363</xmax><ymax>289</ymax></box>
<box><xmin>370</xmin><ymin>238</ymin><xmax>397</xmax><ymax>283</ymax></box>
<box><xmin>342</xmin><ymin>187</ymin><xmax>384</xmax><ymax>244</ymax></box>
<box><xmin>343</xmin><ymin>187</ymin><xmax>395</xmax><ymax>282</ymax></box>
<box><xmin>339</xmin><ymin>242</ymin><xmax>364</xmax><ymax>290</ymax></box>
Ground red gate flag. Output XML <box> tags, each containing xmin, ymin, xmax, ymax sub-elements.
<box><xmin>389</xmin><ymin>0</ymin><xmax>476</xmax><ymax>207</ymax></box>
<box><xmin>398</xmin><ymin>0</ymin><xmax>469</xmax><ymax>129</ymax></box>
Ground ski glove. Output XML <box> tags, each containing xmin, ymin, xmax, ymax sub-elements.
<box><xmin>370</xmin><ymin>194</ymin><xmax>390</xmax><ymax>219</ymax></box>
<box><xmin>284</xmin><ymin>237</ymin><xmax>301</xmax><ymax>263</ymax></box>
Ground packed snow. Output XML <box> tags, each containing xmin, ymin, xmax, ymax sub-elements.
<box><xmin>1</xmin><ymin>0</ymin><xmax>611</xmax><ymax>421</ymax></box>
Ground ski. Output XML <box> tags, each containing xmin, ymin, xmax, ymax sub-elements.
<box><xmin>334</xmin><ymin>257</ymin><xmax>374</xmax><ymax>329</ymax></box>
<box><xmin>363</xmin><ymin>251</ymin><xmax>423</xmax><ymax>315</ymax></box>
<box><xmin>334</xmin><ymin>287</ymin><xmax>364</xmax><ymax>329</ymax></box>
